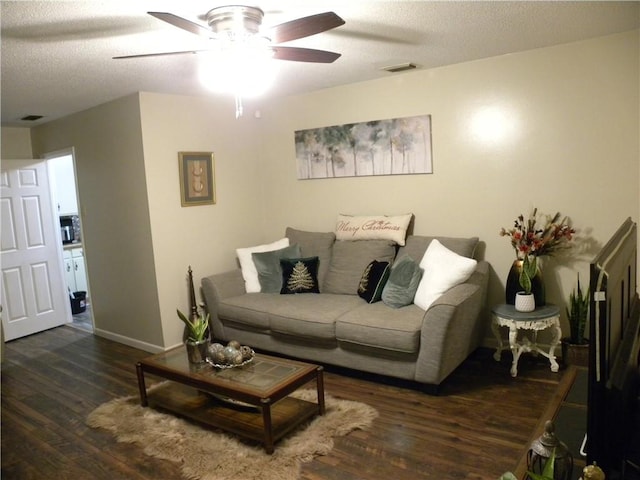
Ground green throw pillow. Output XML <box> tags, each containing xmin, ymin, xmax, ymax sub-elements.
<box><xmin>280</xmin><ymin>257</ymin><xmax>320</xmax><ymax>294</ymax></box>
<box><xmin>252</xmin><ymin>244</ymin><xmax>301</xmax><ymax>293</ymax></box>
<box><xmin>381</xmin><ymin>255</ymin><xmax>423</xmax><ymax>308</ymax></box>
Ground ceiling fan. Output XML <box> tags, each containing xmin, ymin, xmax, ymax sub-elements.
<box><xmin>113</xmin><ymin>6</ymin><xmax>345</xmax><ymax>63</ymax></box>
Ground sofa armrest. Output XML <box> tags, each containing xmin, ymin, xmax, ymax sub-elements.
<box><xmin>201</xmin><ymin>270</ymin><xmax>245</xmax><ymax>338</ymax></box>
<box><xmin>414</xmin><ymin>260</ymin><xmax>489</xmax><ymax>385</ymax></box>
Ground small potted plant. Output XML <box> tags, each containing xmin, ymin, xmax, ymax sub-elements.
<box><xmin>561</xmin><ymin>273</ymin><xmax>589</xmax><ymax>367</ymax></box>
<box><xmin>515</xmin><ymin>255</ymin><xmax>538</xmax><ymax>312</ymax></box>
<box><xmin>177</xmin><ymin>308</ymin><xmax>210</xmax><ymax>364</ymax></box>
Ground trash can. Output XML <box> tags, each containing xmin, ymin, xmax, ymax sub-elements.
<box><xmin>70</xmin><ymin>291</ymin><xmax>87</xmax><ymax>314</ymax></box>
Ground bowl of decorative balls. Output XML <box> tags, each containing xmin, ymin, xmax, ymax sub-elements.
<box><xmin>206</xmin><ymin>340</ymin><xmax>255</xmax><ymax>369</ymax></box>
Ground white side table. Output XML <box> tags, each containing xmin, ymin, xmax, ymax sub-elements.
<box><xmin>491</xmin><ymin>304</ymin><xmax>561</xmax><ymax>377</ymax></box>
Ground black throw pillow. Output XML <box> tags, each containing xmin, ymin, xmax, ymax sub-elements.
<box><xmin>358</xmin><ymin>260</ymin><xmax>391</xmax><ymax>303</ymax></box>
<box><xmin>280</xmin><ymin>257</ymin><xmax>320</xmax><ymax>294</ymax></box>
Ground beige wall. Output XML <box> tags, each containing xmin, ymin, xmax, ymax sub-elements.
<box><xmin>7</xmin><ymin>30</ymin><xmax>638</xmax><ymax>350</ymax></box>
<box><xmin>138</xmin><ymin>92</ymin><xmax>263</xmax><ymax>348</ymax></box>
<box><xmin>1</xmin><ymin>126</ymin><xmax>33</xmax><ymax>158</ymax></box>
<box><xmin>259</xmin><ymin>30</ymin><xmax>639</xmax><ymax>338</ymax></box>
<box><xmin>30</xmin><ymin>94</ymin><xmax>164</xmax><ymax>350</ymax></box>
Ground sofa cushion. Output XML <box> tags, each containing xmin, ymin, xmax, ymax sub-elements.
<box><xmin>381</xmin><ymin>255</ymin><xmax>423</xmax><ymax>308</ymax></box>
<box><xmin>252</xmin><ymin>244</ymin><xmax>302</xmax><ymax>293</ymax></box>
<box><xmin>336</xmin><ymin>302</ymin><xmax>424</xmax><ymax>353</ymax></box>
<box><xmin>285</xmin><ymin>228</ymin><xmax>335</xmax><ymax>291</ymax></box>
<box><xmin>236</xmin><ymin>238</ymin><xmax>290</xmax><ymax>293</ymax></box>
<box><xmin>335</xmin><ymin>213</ymin><xmax>413</xmax><ymax>246</ymax></box>
<box><xmin>280</xmin><ymin>257</ymin><xmax>320</xmax><ymax>294</ymax></box>
<box><xmin>217</xmin><ymin>294</ymin><xmax>278</xmax><ymax>330</ymax></box>
<box><xmin>398</xmin><ymin>235</ymin><xmax>479</xmax><ymax>261</ymax></box>
<box><xmin>268</xmin><ymin>294</ymin><xmax>363</xmax><ymax>340</ymax></box>
<box><xmin>414</xmin><ymin>239</ymin><xmax>478</xmax><ymax>311</ymax></box>
<box><xmin>323</xmin><ymin>240</ymin><xmax>396</xmax><ymax>295</ymax></box>
<box><xmin>357</xmin><ymin>260</ymin><xmax>390</xmax><ymax>304</ymax></box>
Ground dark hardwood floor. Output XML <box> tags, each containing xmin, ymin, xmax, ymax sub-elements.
<box><xmin>1</xmin><ymin>326</ymin><xmax>569</xmax><ymax>480</ymax></box>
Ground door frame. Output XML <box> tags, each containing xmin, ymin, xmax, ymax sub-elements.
<box><xmin>44</xmin><ymin>148</ymin><xmax>94</xmax><ymax>331</ymax></box>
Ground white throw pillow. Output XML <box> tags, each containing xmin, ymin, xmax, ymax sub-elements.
<box><xmin>334</xmin><ymin>213</ymin><xmax>412</xmax><ymax>245</ymax></box>
<box><xmin>413</xmin><ymin>239</ymin><xmax>477</xmax><ymax>311</ymax></box>
<box><xmin>236</xmin><ymin>238</ymin><xmax>290</xmax><ymax>293</ymax></box>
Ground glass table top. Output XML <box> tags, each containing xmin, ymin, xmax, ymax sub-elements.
<box><xmin>141</xmin><ymin>346</ymin><xmax>316</xmax><ymax>394</ymax></box>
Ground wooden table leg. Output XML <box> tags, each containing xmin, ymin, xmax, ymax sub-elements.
<box><xmin>261</xmin><ymin>398</ymin><xmax>274</xmax><ymax>454</ymax></box>
<box><xmin>136</xmin><ymin>362</ymin><xmax>148</xmax><ymax>407</ymax></box>
<box><xmin>316</xmin><ymin>366</ymin><xmax>325</xmax><ymax>415</ymax></box>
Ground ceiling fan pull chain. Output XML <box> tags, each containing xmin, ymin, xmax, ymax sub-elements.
<box><xmin>235</xmin><ymin>95</ymin><xmax>244</xmax><ymax>119</ymax></box>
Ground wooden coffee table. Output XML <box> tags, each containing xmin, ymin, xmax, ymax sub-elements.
<box><xmin>136</xmin><ymin>346</ymin><xmax>325</xmax><ymax>453</ymax></box>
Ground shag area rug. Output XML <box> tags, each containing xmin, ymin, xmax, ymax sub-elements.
<box><xmin>87</xmin><ymin>384</ymin><xmax>378</xmax><ymax>480</ymax></box>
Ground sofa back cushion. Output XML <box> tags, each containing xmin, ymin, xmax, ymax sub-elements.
<box><xmin>323</xmin><ymin>239</ymin><xmax>396</xmax><ymax>294</ymax></box>
<box><xmin>285</xmin><ymin>228</ymin><xmax>335</xmax><ymax>290</ymax></box>
<box><xmin>397</xmin><ymin>235</ymin><xmax>479</xmax><ymax>261</ymax></box>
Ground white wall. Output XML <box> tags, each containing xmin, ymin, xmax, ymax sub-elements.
<box><xmin>258</xmin><ymin>31</ymin><xmax>640</xmax><ymax>338</ymax></box>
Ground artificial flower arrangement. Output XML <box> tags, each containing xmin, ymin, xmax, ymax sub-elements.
<box><xmin>500</xmin><ymin>208</ymin><xmax>575</xmax><ymax>260</ymax></box>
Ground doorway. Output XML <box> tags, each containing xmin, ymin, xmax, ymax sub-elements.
<box><xmin>45</xmin><ymin>149</ymin><xmax>94</xmax><ymax>333</ymax></box>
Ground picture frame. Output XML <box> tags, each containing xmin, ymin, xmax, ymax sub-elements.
<box><xmin>294</xmin><ymin>114</ymin><xmax>433</xmax><ymax>179</ymax></box>
<box><xmin>178</xmin><ymin>152</ymin><xmax>215</xmax><ymax>206</ymax></box>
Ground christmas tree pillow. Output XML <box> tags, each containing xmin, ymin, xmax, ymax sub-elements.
<box><xmin>357</xmin><ymin>260</ymin><xmax>391</xmax><ymax>303</ymax></box>
<box><xmin>280</xmin><ymin>257</ymin><xmax>321</xmax><ymax>294</ymax></box>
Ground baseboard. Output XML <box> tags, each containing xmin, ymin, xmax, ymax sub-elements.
<box><xmin>93</xmin><ymin>328</ymin><xmax>165</xmax><ymax>354</ymax></box>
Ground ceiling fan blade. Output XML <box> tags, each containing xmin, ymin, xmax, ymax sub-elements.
<box><xmin>269</xmin><ymin>12</ymin><xmax>345</xmax><ymax>44</ymax></box>
<box><xmin>113</xmin><ymin>49</ymin><xmax>211</xmax><ymax>60</ymax></box>
<box><xmin>148</xmin><ymin>11</ymin><xmax>213</xmax><ymax>38</ymax></box>
<box><xmin>271</xmin><ymin>46</ymin><xmax>341</xmax><ymax>63</ymax></box>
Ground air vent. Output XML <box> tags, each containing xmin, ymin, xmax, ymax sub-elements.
<box><xmin>381</xmin><ymin>63</ymin><xmax>417</xmax><ymax>73</ymax></box>
<box><xmin>21</xmin><ymin>115</ymin><xmax>44</xmax><ymax>121</ymax></box>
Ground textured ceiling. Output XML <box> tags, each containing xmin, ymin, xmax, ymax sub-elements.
<box><xmin>1</xmin><ymin>1</ymin><xmax>639</xmax><ymax>127</ymax></box>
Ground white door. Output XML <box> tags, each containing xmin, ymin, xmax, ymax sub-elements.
<box><xmin>1</xmin><ymin>159</ymin><xmax>69</xmax><ymax>340</ymax></box>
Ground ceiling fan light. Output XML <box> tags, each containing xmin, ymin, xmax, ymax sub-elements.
<box><xmin>199</xmin><ymin>49</ymin><xmax>276</xmax><ymax>98</ymax></box>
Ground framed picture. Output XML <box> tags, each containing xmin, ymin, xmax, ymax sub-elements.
<box><xmin>294</xmin><ymin>114</ymin><xmax>433</xmax><ymax>179</ymax></box>
<box><xmin>178</xmin><ymin>152</ymin><xmax>215</xmax><ymax>206</ymax></box>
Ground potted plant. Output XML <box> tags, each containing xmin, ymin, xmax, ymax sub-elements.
<box><xmin>515</xmin><ymin>255</ymin><xmax>538</xmax><ymax>312</ymax></box>
<box><xmin>177</xmin><ymin>308</ymin><xmax>210</xmax><ymax>364</ymax></box>
<box><xmin>561</xmin><ymin>273</ymin><xmax>589</xmax><ymax>367</ymax></box>
<box><xmin>501</xmin><ymin>208</ymin><xmax>576</xmax><ymax>306</ymax></box>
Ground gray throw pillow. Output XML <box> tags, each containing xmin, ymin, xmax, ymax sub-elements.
<box><xmin>252</xmin><ymin>244</ymin><xmax>301</xmax><ymax>293</ymax></box>
<box><xmin>323</xmin><ymin>240</ymin><xmax>397</xmax><ymax>295</ymax></box>
<box><xmin>381</xmin><ymin>255</ymin><xmax>423</xmax><ymax>308</ymax></box>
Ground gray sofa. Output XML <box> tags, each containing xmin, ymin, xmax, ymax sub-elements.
<box><xmin>201</xmin><ymin>227</ymin><xmax>489</xmax><ymax>392</ymax></box>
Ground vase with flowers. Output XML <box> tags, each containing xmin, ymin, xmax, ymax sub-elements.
<box><xmin>500</xmin><ymin>208</ymin><xmax>575</xmax><ymax>306</ymax></box>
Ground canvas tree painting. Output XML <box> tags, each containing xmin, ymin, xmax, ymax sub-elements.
<box><xmin>294</xmin><ymin>115</ymin><xmax>432</xmax><ymax>179</ymax></box>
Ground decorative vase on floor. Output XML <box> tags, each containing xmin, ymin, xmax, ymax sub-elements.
<box><xmin>186</xmin><ymin>339</ymin><xmax>210</xmax><ymax>364</ymax></box>
<box><xmin>505</xmin><ymin>259</ymin><xmax>546</xmax><ymax>306</ymax></box>
<box><xmin>515</xmin><ymin>292</ymin><xmax>536</xmax><ymax>312</ymax></box>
